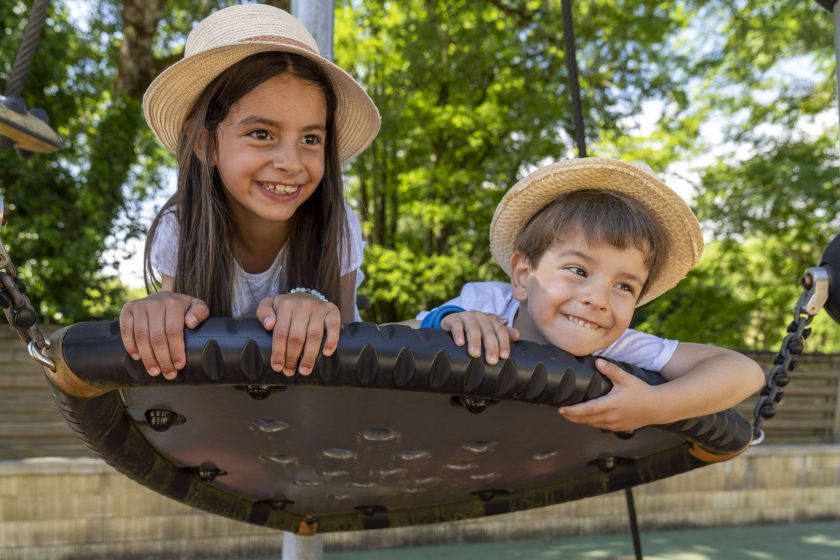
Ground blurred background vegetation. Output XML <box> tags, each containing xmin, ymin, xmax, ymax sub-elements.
<box><xmin>1</xmin><ymin>0</ymin><xmax>838</xmax><ymax>352</ymax></box>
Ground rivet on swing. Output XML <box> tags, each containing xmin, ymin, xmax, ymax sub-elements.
<box><xmin>596</xmin><ymin>456</ymin><xmax>617</xmax><ymax>473</ymax></box>
<box><xmin>144</xmin><ymin>409</ymin><xmax>182</xmax><ymax>432</ymax></box>
<box><xmin>197</xmin><ymin>463</ymin><xmax>226</xmax><ymax>482</ymax></box>
<box><xmin>450</xmin><ymin>395</ymin><xmax>499</xmax><ymax>414</ymax></box>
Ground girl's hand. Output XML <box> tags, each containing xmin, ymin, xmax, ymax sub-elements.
<box><xmin>558</xmin><ymin>358</ymin><xmax>662</xmax><ymax>432</ymax></box>
<box><xmin>119</xmin><ymin>292</ymin><xmax>210</xmax><ymax>380</ymax></box>
<box><xmin>440</xmin><ymin>311</ymin><xmax>519</xmax><ymax>365</ymax></box>
<box><xmin>256</xmin><ymin>292</ymin><xmax>341</xmax><ymax>377</ymax></box>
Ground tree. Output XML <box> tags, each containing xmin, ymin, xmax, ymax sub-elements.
<box><xmin>338</xmin><ymin>0</ymin><xmax>699</xmax><ymax>322</ymax></box>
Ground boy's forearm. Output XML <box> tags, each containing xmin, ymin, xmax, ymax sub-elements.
<box><xmin>652</xmin><ymin>352</ymin><xmax>765</xmax><ymax>425</ymax></box>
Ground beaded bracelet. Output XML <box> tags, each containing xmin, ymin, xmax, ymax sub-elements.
<box><xmin>289</xmin><ymin>287</ymin><xmax>328</xmax><ymax>302</ymax></box>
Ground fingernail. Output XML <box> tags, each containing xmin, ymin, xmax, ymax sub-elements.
<box><xmin>488</xmin><ymin>355</ymin><xmax>498</xmax><ymax>365</ymax></box>
<box><xmin>558</xmin><ymin>408</ymin><xmax>566</xmax><ymax>415</ymax></box>
<box><xmin>283</xmin><ymin>368</ymin><xmax>295</xmax><ymax>377</ymax></box>
<box><xmin>271</xmin><ymin>362</ymin><xmax>282</xmax><ymax>372</ymax></box>
<box><xmin>299</xmin><ymin>366</ymin><xmax>310</xmax><ymax>375</ymax></box>
<box><xmin>174</xmin><ymin>360</ymin><xmax>183</xmax><ymax>369</ymax></box>
<box><xmin>263</xmin><ymin>319</ymin><xmax>272</xmax><ymax>329</ymax></box>
<box><xmin>500</xmin><ymin>351</ymin><xmax>509</xmax><ymax>359</ymax></box>
<box><xmin>322</xmin><ymin>347</ymin><xmax>334</xmax><ymax>356</ymax></box>
<box><xmin>131</xmin><ymin>353</ymin><xmax>140</xmax><ymax>361</ymax></box>
<box><xmin>148</xmin><ymin>367</ymin><xmax>160</xmax><ymax>375</ymax></box>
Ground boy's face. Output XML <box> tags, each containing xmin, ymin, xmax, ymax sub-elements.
<box><xmin>510</xmin><ymin>229</ymin><xmax>649</xmax><ymax>356</ymax></box>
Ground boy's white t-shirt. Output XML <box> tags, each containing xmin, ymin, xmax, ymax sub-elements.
<box><xmin>416</xmin><ymin>281</ymin><xmax>678</xmax><ymax>371</ymax></box>
<box><xmin>150</xmin><ymin>202</ymin><xmax>366</xmax><ymax>320</ymax></box>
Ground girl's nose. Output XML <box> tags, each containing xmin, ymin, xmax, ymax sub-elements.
<box><xmin>272</xmin><ymin>142</ymin><xmax>303</xmax><ymax>173</ymax></box>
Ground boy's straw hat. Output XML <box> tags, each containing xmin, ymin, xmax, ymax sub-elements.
<box><xmin>490</xmin><ymin>158</ymin><xmax>704</xmax><ymax>307</ymax></box>
<box><xmin>143</xmin><ymin>4</ymin><xmax>380</xmax><ymax>162</ymax></box>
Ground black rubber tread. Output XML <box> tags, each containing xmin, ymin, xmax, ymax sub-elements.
<box><xmin>56</xmin><ymin>319</ymin><xmax>751</xmax><ymax>455</ymax></box>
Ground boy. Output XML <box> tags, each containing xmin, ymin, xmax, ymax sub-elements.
<box><xmin>417</xmin><ymin>158</ymin><xmax>765</xmax><ymax>432</ymax></box>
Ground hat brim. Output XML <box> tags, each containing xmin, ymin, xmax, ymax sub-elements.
<box><xmin>142</xmin><ymin>42</ymin><xmax>380</xmax><ymax>163</ymax></box>
<box><xmin>490</xmin><ymin>158</ymin><xmax>704</xmax><ymax>307</ymax></box>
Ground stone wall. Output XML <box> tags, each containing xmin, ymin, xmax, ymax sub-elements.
<box><xmin>2</xmin><ymin>444</ymin><xmax>839</xmax><ymax>559</ymax></box>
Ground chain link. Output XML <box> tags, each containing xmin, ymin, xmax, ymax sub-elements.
<box><xmin>0</xmin><ymin>197</ymin><xmax>53</xmax><ymax>370</ymax></box>
<box><xmin>751</xmin><ymin>267</ymin><xmax>829</xmax><ymax>445</ymax></box>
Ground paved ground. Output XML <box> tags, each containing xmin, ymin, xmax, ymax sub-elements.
<box><xmin>326</xmin><ymin>521</ymin><xmax>840</xmax><ymax>559</ymax></box>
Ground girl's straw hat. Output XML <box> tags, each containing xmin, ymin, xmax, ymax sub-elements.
<box><xmin>143</xmin><ymin>4</ymin><xmax>380</xmax><ymax>162</ymax></box>
<box><xmin>490</xmin><ymin>158</ymin><xmax>704</xmax><ymax>307</ymax></box>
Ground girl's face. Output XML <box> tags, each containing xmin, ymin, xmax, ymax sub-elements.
<box><xmin>212</xmin><ymin>74</ymin><xmax>327</xmax><ymax>231</ymax></box>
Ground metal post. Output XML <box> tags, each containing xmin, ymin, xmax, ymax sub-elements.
<box><xmin>282</xmin><ymin>533</ymin><xmax>324</xmax><ymax>560</ymax></box>
<box><xmin>281</xmin><ymin>1</ymin><xmax>331</xmax><ymax>553</ymax></box>
<box><xmin>291</xmin><ymin>0</ymin><xmax>335</xmax><ymax>62</ymax></box>
<box><xmin>834</xmin><ymin>3</ymin><xmax>840</xmax><ymax>134</ymax></box>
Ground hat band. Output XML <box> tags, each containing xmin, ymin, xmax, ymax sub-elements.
<box><xmin>238</xmin><ymin>35</ymin><xmax>319</xmax><ymax>56</ymax></box>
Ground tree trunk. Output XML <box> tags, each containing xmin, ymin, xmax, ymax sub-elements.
<box><xmin>117</xmin><ymin>0</ymin><xmax>166</xmax><ymax>98</ymax></box>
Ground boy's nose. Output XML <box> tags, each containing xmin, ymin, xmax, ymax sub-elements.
<box><xmin>581</xmin><ymin>283</ymin><xmax>609</xmax><ymax>309</ymax></box>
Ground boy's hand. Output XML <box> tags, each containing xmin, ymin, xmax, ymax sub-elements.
<box><xmin>440</xmin><ymin>311</ymin><xmax>519</xmax><ymax>365</ymax></box>
<box><xmin>257</xmin><ymin>292</ymin><xmax>341</xmax><ymax>377</ymax></box>
<box><xmin>119</xmin><ymin>292</ymin><xmax>209</xmax><ymax>380</ymax></box>
<box><xmin>558</xmin><ymin>358</ymin><xmax>662</xmax><ymax>432</ymax></box>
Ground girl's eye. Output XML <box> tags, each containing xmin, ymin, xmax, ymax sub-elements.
<box><xmin>302</xmin><ymin>134</ymin><xmax>322</xmax><ymax>146</ymax></box>
<box><xmin>249</xmin><ymin>129</ymin><xmax>271</xmax><ymax>141</ymax></box>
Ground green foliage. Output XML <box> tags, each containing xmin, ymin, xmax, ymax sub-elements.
<box><xmin>340</xmin><ymin>0</ymin><xmax>697</xmax><ymax>322</ymax></box>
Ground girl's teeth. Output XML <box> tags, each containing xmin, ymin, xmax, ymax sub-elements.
<box><xmin>262</xmin><ymin>182</ymin><xmax>298</xmax><ymax>194</ymax></box>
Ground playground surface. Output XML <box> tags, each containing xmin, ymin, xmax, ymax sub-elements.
<box><xmin>324</xmin><ymin>520</ymin><xmax>840</xmax><ymax>559</ymax></box>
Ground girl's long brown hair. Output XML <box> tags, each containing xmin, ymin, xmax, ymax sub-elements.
<box><xmin>144</xmin><ymin>52</ymin><xmax>348</xmax><ymax>316</ymax></box>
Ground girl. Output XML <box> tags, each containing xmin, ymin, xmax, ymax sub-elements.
<box><xmin>119</xmin><ymin>4</ymin><xmax>380</xmax><ymax>381</ymax></box>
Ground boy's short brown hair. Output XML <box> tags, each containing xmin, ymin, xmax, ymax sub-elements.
<box><xmin>513</xmin><ymin>190</ymin><xmax>667</xmax><ymax>301</ymax></box>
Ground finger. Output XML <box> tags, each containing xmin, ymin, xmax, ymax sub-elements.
<box><xmin>478</xmin><ymin>318</ymin><xmax>501</xmax><ymax>365</ymax></box>
<box><xmin>507</xmin><ymin>326</ymin><xmax>520</xmax><ymax>342</ymax></box>
<box><xmin>558</xmin><ymin>397</ymin><xmax>607</xmax><ymax>420</ymax></box>
<box><xmin>284</xmin><ymin>305</ymin><xmax>311</xmax><ymax>376</ymax></box>
<box><xmin>119</xmin><ymin>307</ymin><xmax>140</xmax><ymax>361</ymax></box>
<box><xmin>256</xmin><ymin>297</ymin><xmax>277</xmax><ymax>330</ymax></box>
<box><xmin>298</xmin><ymin>311</ymin><xmax>326</xmax><ymax>376</ymax></box>
<box><xmin>131</xmin><ymin>308</ymin><xmax>161</xmax><ymax>377</ymax></box>
<box><xmin>149</xmin><ymin>305</ymin><xmax>177</xmax><ymax>379</ymax></box>
<box><xmin>185</xmin><ymin>298</ymin><xmax>210</xmax><ymax>329</ymax></box>
<box><xmin>462</xmin><ymin>317</ymin><xmax>484</xmax><ymax>359</ymax></box>
<box><xmin>270</xmin><ymin>300</ymin><xmax>291</xmax><ymax>374</ymax></box>
<box><xmin>448</xmin><ymin>319</ymin><xmax>466</xmax><ymax>347</ymax></box>
<box><xmin>165</xmin><ymin>305</ymin><xmax>187</xmax><ymax>373</ymax></box>
<box><xmin>595</xmin><ymin>358</ymin><xmax>632</xmax><ymax>384</ymax></box>
<box><xmin>491</xmin><ymin>320</ymin><xmax>512</xmax><ymax>360</ymax></box>
<box><xmin>321</xmin><ymin>306</ymin><xmax>341</xmax><ymax>357</ymax></box>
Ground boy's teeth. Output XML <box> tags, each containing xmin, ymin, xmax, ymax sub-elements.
<box><xmin>566</xmin><ymin>315</ymin><xmax>598</xmax><ymax>329</ymax></box>
<box><xmin>262</xmin><ymin>182</ymin><xmax>298</xmax><ymax>194</ymax></box>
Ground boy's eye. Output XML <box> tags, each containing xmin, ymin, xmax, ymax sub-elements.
<box><xmin>302</xmin><ymin>134</ymin><xmax>322</xmax><ymax>145</ymax></box>
<box><xmin>617</xmin><ymin>283</ymin><xmax>636</xmax><ymax>294</ymax></box>
<box><xmin>565</xmin><ymin>266</ymin><xmax>586</xmax><ymax>277</ymax></box>
<box><xmin>249</xmin><ymin>129</ymin><xmax>271</xmax><ymax>141</ymax></box>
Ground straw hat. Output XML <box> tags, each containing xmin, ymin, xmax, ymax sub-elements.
<box><xmin>490</xmin><ymin>158</ymin><xmax>703</xmax><ymax>306</ymax></box>
<box><xmin>143</xmin><ymin>4</ymin><xmax>380</xmax><ymax>163</ymax></box>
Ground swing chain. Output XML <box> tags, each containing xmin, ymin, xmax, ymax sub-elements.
<box><xmin>751</xmin><ymin>267</ymin><xmax>829</xmax><ymax>445</ymax></box>
<box><xmin>0</xmin><ymin>197</ymin><xmax>54</xmax><ymax>371</ymax></box>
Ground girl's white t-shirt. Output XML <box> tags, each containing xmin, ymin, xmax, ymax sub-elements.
<box><xmin>150</xmin><ymin>202</ymin><xmax>366</xmax><ymax>320</ymax></box>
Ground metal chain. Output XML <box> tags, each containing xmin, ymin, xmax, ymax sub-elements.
<box><xmin>0</xmin><ymin>196</ymin><xmax>54</xmax><ymax>370</ymax></box>
<box><xmin>751</xmin><ymin>267</ymin><xmax>829</xmax><ymax>445</ymax></box>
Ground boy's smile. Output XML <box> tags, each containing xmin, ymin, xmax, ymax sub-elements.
<box><xmin>511</xmin><ymin>229</ymin><xmax>649</xmax><ymax>356</ymax></box>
